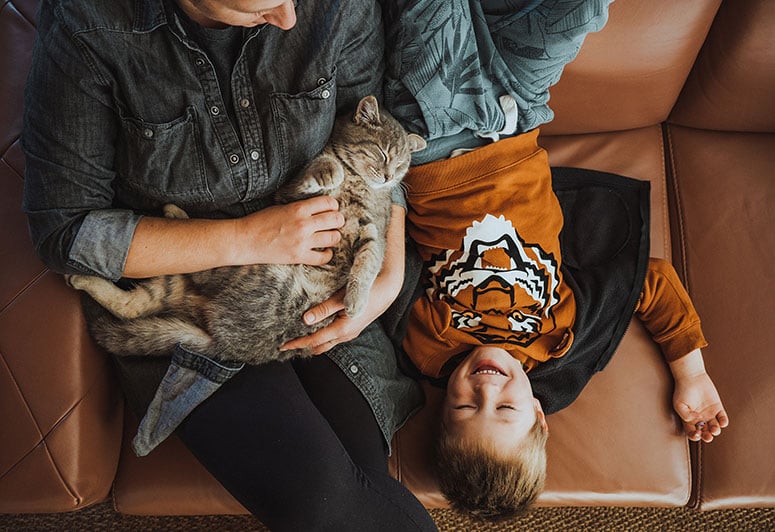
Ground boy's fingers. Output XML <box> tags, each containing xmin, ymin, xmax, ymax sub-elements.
<box><xmin>717</xmin><ymin>410</ymin><xmax>730</xmax><ymax>428</ymax></box>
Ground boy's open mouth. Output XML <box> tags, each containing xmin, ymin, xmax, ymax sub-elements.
<box><xmin>471</xmin><ymin>361</ymin><xmax>507</xmax><ymax>376</ymax></box>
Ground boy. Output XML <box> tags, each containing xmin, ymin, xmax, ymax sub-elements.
<box><xmin>397</xmin><ymin>130</ymin><xmax>728</xmax><ymax>518</ymax></box>
<box><xmin>375</xmin><ymin>0</ymin><xmax>726</xmax><ymax>518</ymax></box>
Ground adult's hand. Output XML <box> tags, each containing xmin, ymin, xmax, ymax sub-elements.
<box><xmin>123</xmin><ymin>196</ymin><xmax>343</xmax><ymax>278</ymax></box>
<box><xmin>280</xmin><ymin>205</ymin><xmax>406</xmax><ymax>354</ymax></box>
<box><xmin>233</xmin><ymin>196</ymin><xmax>344</xmax><ymax>265</ymax></box>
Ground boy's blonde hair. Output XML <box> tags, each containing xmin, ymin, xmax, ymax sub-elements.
<box><xmin>435</xmin><ymin>414</ymin><xmax>548</xmax><ymax>520</ymax></box>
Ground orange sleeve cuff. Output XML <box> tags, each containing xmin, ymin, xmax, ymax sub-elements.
<box><xmin>636</xmin><ymin>258</ymin><xmax>708</xmax><ymax>362</ymax></box>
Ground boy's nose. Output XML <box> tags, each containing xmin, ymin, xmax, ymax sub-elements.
<box><xmin>473</xmin><ymin>381</ymin><xmax>500</xmax><ymax>401</ymax></box>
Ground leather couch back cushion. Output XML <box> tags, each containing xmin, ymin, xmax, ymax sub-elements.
<box><xmin>671</xmin><ymin>0</ymin><xmax>775</xmax><ymax>132</ymax></box>
<box><xmin>543</xmin><ymin>0</ymin><xmax>721</xmax><ymax>135</ymax></box>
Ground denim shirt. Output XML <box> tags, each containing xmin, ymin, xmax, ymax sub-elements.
<box><xmin>22</xmin><ymin>0</ymin><xmax>421</xmax><ymax>449</ymax></box>
<box><xmin>23</xmin><ymin>0</ymin><xmax>390</xmax><ymax>280</ymax></box>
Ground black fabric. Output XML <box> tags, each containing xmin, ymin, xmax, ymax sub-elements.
<box><xmin>176</xmin><ymin>358</ymin><xmax>437</xmax><ymax>532</ymax></box>
<box><xmin>528</xmin><ymin>167</ymin><xmax>650</xmax><ymax>413</ymax></box>
<box><xmin>385</xmin><ymin>167</ymin><xmax>651</xmax><ymax>414</ymax></box>
<box><xmin>172</xmin><ymin>1</ymin><xmax>245</xmax><ymax>130</ymax></box>
<box><xmin>110</xmin><ymin>349</ymin><xmax>435</xmax><ymax>531</ymax></box>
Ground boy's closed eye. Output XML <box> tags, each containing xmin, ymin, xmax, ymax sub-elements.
<box><xmin>453</xmin><ymin>404</ymin><xmax>518</xmax><ymax>410</ymax></box>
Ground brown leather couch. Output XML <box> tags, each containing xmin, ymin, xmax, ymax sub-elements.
<box><xmin>2</xmin><ymin>0</ymin><xmax>774</xmax><ymax>517</ymax></box>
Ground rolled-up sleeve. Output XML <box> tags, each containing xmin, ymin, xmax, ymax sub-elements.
<box><xmin>22</xmin><ymin>5</ymin><xmax>140</xmax><ymax>280</ymax></box>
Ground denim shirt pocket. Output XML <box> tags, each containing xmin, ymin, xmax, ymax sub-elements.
<box><xmin>116</xmin><ymin>106</ymin><xmax>213</xmax><ymax>204</ymax></box>
<box><xmin>269</xmin><ymin>70</ymin><xmax>337</xmax><ymax>179</ymax></box>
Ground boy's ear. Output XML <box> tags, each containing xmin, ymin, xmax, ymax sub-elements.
<box><xmin>407</xmin><ymin>133</ymin><xmax>427</xmax><ymax>153</ymax></box>
<box><xmin>354</xmin><ymin>95</ymin><xmax>381</xmax><ymax>126</ymax></box>
<box><xmin>534</xmin><ymin>398</ymin><xmax>549</xmax><ymax>434</ymax></box>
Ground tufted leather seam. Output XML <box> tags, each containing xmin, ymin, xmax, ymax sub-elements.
<box><xmin>0</xmin><ymin>137</ymin><xmax>23</xmax><ymax>172</ymax></box>
<box><xmin>0</xmin><ymin>351</ymin><xmax>97</xmax><ymax>506</ymax></box>
<box><xmin>391</xmin><ymin>431</ymin><xmax>402</xmax><ymax>483</ymax></box>
<box><xmin>0</xmin><ymin>268</ymin><xmax>47</xmax><ymax>316</ymax></box>
<box><xmin>0</xmin><ymin>350</ymin><xmax>44</xmax><ymax>479</ymax></box>
<box><xmin>4</xmin><ymin>0</ymin><xmax>36</xmax><ymax>27</ymax></box>
<box><xmin>664</xmin><ymin>125</ymin><xmax>690</xmax><ymax>292</ymax></box>
<box><xmin>664</xmin><ymin>123</ymin><xmax>704</xmax><ymax>508</ymax></box>
<box><xmin>656</xmin><ymin>125</ymin><xmax>670</xmax><ymax>259</ymax></box>
<box><xmin>0</xmin><ymin>269</ymin><xmax>82</xmax><ymax>503</ymax></box>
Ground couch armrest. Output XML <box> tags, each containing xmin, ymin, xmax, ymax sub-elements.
<box><xmin>0</xmin><ymin>140</ymin><xmax>124</xmax><ymax>513</ymax></box>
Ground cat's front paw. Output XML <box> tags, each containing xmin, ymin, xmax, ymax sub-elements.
<box><xmin>163</xmin><ymin>204</ymin><xmax>189</xmax><ymax>219</ymax></box>
<box><xmin>301</xmin><ymin>155</ymin><xmax>344</xmax><ymax>194</ymax></box>
<box><xmin>64</xmin><ymin>274</ymin><xmax>91</xmax><ymax>291</ymax></box>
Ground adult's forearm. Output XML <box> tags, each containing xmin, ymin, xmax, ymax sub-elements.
<box><xmin>122</xmin><ymin>216</ymin><xmax>242</xmax><ymax>278</ymax></box>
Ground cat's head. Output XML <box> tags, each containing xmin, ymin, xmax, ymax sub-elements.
<box><xmin>337</xmin><ymin>95</ymin><xmax>426</xmax><ymax>190</ymax></box>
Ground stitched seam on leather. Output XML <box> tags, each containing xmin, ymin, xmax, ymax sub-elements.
<box><xmin>0</xmin><ymin>379</ymin><xmax>86</xmax><ymax>506</ymax></box>
<box><xmin>665</xmin><ymin>125</ymin><xmax>690</xmax><ymax>291</ymax></box>
<box><xmin>0</xmin><ymin>351</ymin><xmax>44</xmax><ymax>480</ymax></box>
<box><xmin>392</xmin><ymin>431</ymin><xmax>402</xmax><ymax>482</ymax></box>
<box><xmin>0</xmin><ymin>273</ymin><xmax>91</xmax><ymax>504</ymax></box>
<box><xmin>1</xmin><ymin>137</ymin><xmax>22</xmax><ymax>168</ymax></box>
<box><xmin>1</xmin><ymin>377</ymin><xmax>97</xmax><ymax>505</ymax></box>
<box><xmin>657</xmin><ymin>125</ymin><xmax>670</xmax><ymax>259</ymax></box>
<box><xmin>6</xmin><ymin>0</ymin><xmax>37</xmax><ymax>27</ymax></box>
<box><xmin>0</xmin><ymin>269</ymin><xmax>48</xmax><ymax>316</ymax></box>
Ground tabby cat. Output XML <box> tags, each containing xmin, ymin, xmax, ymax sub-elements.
<box><xmin>66</xmin><ymin>95</ymin><xmax>426</xmax><ymax>365</ymax></box>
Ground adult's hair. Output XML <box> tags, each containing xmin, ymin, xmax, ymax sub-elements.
<box><xmin>435</xmin><ymin>415</ymin><xmax>548</xmax><ymax>520</ymax></box>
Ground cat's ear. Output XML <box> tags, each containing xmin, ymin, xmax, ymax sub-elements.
<box><xmin>406</xmin><ymin>133</ymin><xmax>427</xmax><ymax>153</ymax></box>
<box><xmin>354</xmin><ymin>95</ymin><xmax>381</xmax><ymax>126</ymax></box>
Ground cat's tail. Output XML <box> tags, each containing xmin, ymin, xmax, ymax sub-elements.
<box><xmin>82</xmin><ymin>295</ymin><xmax>212</xmax><ymax>357</ymax></box>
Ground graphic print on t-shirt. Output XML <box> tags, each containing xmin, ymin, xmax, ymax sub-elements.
<box><xmin>426</xmin><ymin>214</ymin><xmax>561</xmax><ymax>347</ymax></box>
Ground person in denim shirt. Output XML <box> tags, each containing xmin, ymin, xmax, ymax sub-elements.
<box><xmin>22</xmin><ymin>0</ymin><xmax>436</xmax><ymax>530</ymax></box>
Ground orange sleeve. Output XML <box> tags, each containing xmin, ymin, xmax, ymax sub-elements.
<box><xmin>635</xmin><ymin>258</ymin><xmax>708</xmax><ymax>362</ymax></box>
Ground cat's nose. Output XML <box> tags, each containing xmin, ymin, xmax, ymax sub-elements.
<box><xmin>384</xmin><ymin>174</ymin><xmax>393</xmax><ymax>183</ymax></box>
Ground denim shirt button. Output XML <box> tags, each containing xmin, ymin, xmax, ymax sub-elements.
<box><xmin>317</xmin><ymin>77</ymin><xmax>327</xmax><ymax>86</ymax></box>
<box><xmin>349</xmin><ymin>364</ymin><xmax>359</xmax><ymax>374</ymax></box>
<box><xmin>239</xmin><ymin>98</ymin><xmax>251</xmax><ymax>108</ymax></box>
<box><xmin>195</xmin><ymin>58</ymin><xmax>205</xmax><ymax>67</ymax></box>
<box><xmin>321</xmin><ymin>89</ymin><xmax>331</xmax><ymax>99</ymax></box>
<box><xmin>142</xmin><ymin>128</ymin><xmax>154</xmax><ymax>139</ymax></box>
<box><xmin>229</xmin><ymin>153</ymin><xmax>240</xmax><ymax>164</ymax></box>
<box><xmin>250</xmin><ymin>150</ymin><xmax>260</xmax><ymax>161</ymax></box>
<box><xmin>210</xmin><ymin>105</ymin><xmax>220</xmax><ymax>116</ymax></box>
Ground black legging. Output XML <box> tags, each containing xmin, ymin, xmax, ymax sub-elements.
<box><xmin>176</xmin><ymin>355</ymin><xmax>438</xmax><ymax>532</ymax></box>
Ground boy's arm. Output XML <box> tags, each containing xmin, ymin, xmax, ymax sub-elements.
<box><xmin>636</xmin><ymin>258</ymin><xmax>729</xmax><ymax>441</ymax></box>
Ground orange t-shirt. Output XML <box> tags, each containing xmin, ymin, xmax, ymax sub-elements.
<box><xmin>402</xmin><ymin>130</ymin><xmax>576</xmax><ymax>377</ymax></box>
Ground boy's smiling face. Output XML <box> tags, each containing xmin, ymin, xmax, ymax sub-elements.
<box><xmin>443</xmin><ymin>346</ymin><xmax>547</xmax><ymax>449</ymax></box>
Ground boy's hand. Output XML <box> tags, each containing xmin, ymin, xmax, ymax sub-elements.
<box><xmin>672</xmin><ymin>370</ymin><xmax>729</xmax><ymax>442</ymax></box>
<box><xmin>669</xmin><ymin>349</ymin><xmax>729</xmax><ymax>442</ymax></box>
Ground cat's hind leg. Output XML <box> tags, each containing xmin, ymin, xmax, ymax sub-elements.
<box><xmin>65</xmin><ymin>274</ymin><xmax>182</xmax><ymax>320</ymax></box>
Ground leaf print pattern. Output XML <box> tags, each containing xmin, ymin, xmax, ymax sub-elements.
<box><xmin>382</xmin><ymin>0</ymin><xmax>612</xmax><ymax>141</ymax></box>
